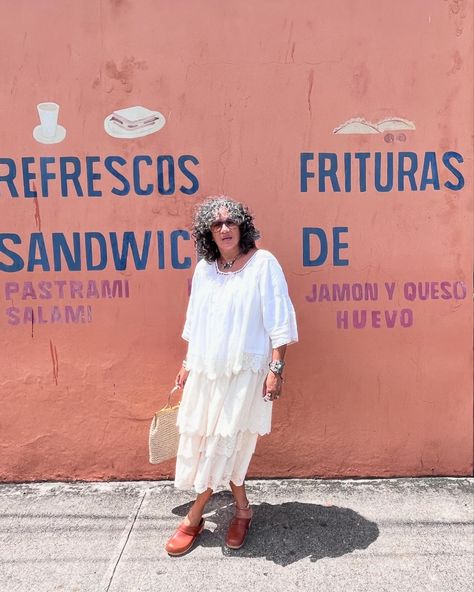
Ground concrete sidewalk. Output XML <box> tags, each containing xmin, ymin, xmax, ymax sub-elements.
<box><xmin>0</xmin><ymin>478</ymin><xmax>472</xmax><ymax>592</ymax></box>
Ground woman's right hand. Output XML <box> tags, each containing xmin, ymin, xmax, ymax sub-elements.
<box><xmin>175</xmin><ymin>365</ymin><xmax>190</xmax><ymax>389</ymax></box>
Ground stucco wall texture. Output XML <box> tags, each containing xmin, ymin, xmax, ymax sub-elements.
<box><xmin>0</xmin><ymin>0</ymin><xmax>472</xmax><ymax>482</ymax></box>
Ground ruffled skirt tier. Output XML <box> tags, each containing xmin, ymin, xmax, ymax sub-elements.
<box><xmin>174</xmin><ymin>368</ymin><xmax>272</xmax><ymax>493</ymax></box>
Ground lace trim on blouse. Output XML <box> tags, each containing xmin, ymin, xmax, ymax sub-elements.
<box><xmin>185</xmin><ymin>351</ymin><xmax>269</xmax><ymax>378</ymax></box>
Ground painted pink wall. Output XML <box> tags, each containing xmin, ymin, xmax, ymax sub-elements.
<box><xmin>0</xmin><ymin>0</ymin><xmax>472</xmax><ymax>481</ymax></box>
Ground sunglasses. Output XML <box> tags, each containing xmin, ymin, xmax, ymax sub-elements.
<box><xmin>210</xmin><ymin>218</ymin><xmax>238</xmax><ymax>232</ymax></box>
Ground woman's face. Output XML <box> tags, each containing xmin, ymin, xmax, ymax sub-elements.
<box><xmin>210</xmin><ymin>206</ymin><xmax>241</xmax><ymax>254</ymax></box>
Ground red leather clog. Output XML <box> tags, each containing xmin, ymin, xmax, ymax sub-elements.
<box><xmin>225</xmin><ymin>505</ymin><xmax>253</xmax><ymax>549</ymax></box>
<box><xmin>165</xmin><ymin>517</ymin><xmax>205</xmax><ymax>556</ymax></box>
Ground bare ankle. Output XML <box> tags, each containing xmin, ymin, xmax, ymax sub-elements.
<box><xmin>184</xmin><ymin>510</ymin><xmax>203</xmax><ymax>526</ymax></box>
<box><xmin>234</xmin><ymin>499</ymin><xmax>250</xmax><ymax>510</ymax></box>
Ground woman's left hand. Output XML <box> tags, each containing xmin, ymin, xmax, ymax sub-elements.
<box><xmin>262</xmin><ymin>371</ymin><xmax>283</xmax><ymax>401</ymax></box>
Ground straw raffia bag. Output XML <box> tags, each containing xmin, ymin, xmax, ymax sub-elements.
<box><xmin>149</xmin><ymin>386</ymin><xmax>181</xmax><ymax>464</ymax></box>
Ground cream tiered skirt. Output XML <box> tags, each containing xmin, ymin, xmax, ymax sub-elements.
<box><xmin>174</xmin><ymin>368</ymin><xmax>272</xmax><ymax>493</ymax></box>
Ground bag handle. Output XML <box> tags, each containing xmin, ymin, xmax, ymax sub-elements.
<box><xmin>164</xmin><ymin>385</ymin><xmax>181</xmax><ymax>409</ymax></box>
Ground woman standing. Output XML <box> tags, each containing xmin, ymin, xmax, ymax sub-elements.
<box><xmin>165</xmin><ymin>196</ymin><xmax>298</xmax><ymax>555</ymax></box>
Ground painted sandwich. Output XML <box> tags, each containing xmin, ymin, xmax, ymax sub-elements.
<box><xmin>110</xmin><ymin>106</ymin><xmax>161</xmax><ymax>131</ymax></box>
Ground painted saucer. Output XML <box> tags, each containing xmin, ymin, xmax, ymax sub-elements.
<box><xmin>33</xmin><ymin>125</ymin><xmax>66</xmax><ymax>144</ymax></box>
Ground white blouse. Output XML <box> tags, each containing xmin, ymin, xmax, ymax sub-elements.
<box><xmin>182</xmin><ymin>249</ymin><xmax>298</xmax><ymax>378</ymax></box>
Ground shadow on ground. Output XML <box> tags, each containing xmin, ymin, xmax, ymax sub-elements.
<box><xmin>171</xmin><ymin>490</ymin><xmax>379</xmax><ymax>566</ymax></box>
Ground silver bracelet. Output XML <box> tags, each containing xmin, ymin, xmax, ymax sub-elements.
<box><xmin>269</xmin><ymin>360</ymin><xmax>285</xmax><ymax>375</ymax></box>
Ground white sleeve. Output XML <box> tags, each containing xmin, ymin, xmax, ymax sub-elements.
<box><xmin>181</xmin><ymin>262</ymin><xmax>201</xmax><ymax>342</ymax></box>
<box><xmin>259</xmin><ymin>256</ymin><xmax>298</xmax><ymax>349</ymax></box>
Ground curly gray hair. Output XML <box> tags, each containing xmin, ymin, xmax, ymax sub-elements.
<box><xmin>191</xmin><ymin>196</ymin><xmax>260</xmax><ymax>262</ymax></box>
